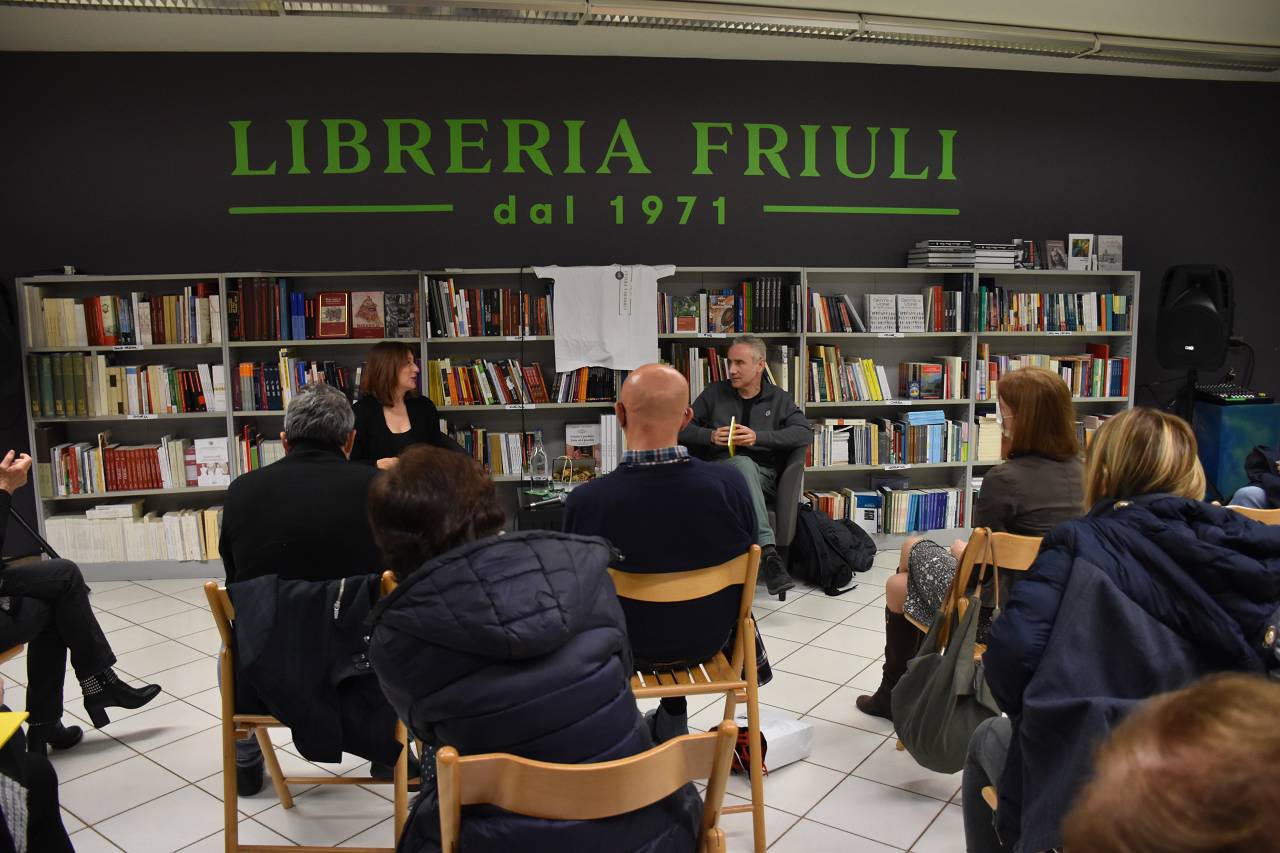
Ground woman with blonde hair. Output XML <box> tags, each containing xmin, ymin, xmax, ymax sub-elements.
<box><xmin>963</xmin><ymin>408</ymin><xmax>1280</xmax><ymax>853</ymax></box>
<box><xmin>858</xmin><ymin>367</ymin><xmax>1084</xmax><ymax>719</ymax></box>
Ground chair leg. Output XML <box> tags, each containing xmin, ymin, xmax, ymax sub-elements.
<box><xmin>744</xmin><ymin>622</ymin><xmax>766</xmax><ymax>853</ymax></box>
<box><xmin>221</xmin><ymin>716</ymin><xmax>238</xmax><ymax>853</ymax></box>
<box><xmin>255</xmin><ymin>728</ymin><xmax>294</xmax><ymax>809</ymax></box>
<box><xmin>393</xmin><ymin>721</ymin><xmax>409</xmax><ymax>843</ymax></box>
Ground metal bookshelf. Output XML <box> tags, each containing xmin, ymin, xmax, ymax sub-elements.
<box><xmin>16</xmin><ymin>265</ymin><xmax>1139</xmax><ymax>577</ymax></box>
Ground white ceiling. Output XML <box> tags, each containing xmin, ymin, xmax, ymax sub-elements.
<box><xmin>2</xmin><ymin>0</ymin><xmax>1278</xmax><ymax>81</ymax></box>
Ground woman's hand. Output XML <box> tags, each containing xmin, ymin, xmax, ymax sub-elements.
<box><xmin>376</xmin><ymin>457</ymin><xmax>399</xmax><ymax>471</ymax></box>
<box><xmin>0</xmin><ymin>451</ymin><xmax>32</xmax><ymax>494</ymax></box>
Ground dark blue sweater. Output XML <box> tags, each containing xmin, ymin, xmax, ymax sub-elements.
<box><xmin>564</xmin><ymin>457</ymin><xmax>757</xmax><ymax>666</ymax></box>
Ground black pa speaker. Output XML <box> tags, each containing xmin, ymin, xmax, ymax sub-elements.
<box><xmin>1156</xmin><ymin>265</ymin><xmax>1233</xmax><ymax>371</ymax></box>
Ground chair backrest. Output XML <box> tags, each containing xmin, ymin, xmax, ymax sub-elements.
<box><xmin>1227</xmin><ymin>505</ymin><xmax>1280</xmax><ymax>525</ymax></box>
<box><xmin>940</xmin><ymin>529</ymin><xmax>1043</xmax><ymax>644</ymax></box>
<box><xmin>436</xmin><ymin>721</ymin><xmax>739</xmax><ymax>853</ymax></box>
<box><xmin>608</xmin><ymin>547</ymin><xmax>761</xmax><ymax>677</ymax></box>
<box><xmin>205</xmin><ymin>582</ymin><xmax>235</xmax><ymax>647</ymax></box>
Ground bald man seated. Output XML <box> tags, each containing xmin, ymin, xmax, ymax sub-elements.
<box><xmin>564</xmin><ymin>364</ymin><xmax>757</xmax><ymax>742</ymax></box>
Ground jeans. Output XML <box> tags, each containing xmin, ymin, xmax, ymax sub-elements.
<box><xmin>1230</xmin><ymin>485</ymin><xmax>1268</xmax><ymax>509</ymax></box>
<box><xmin>963</xmin><ymin>716</ymin><xmax>1012</xmax><ymax>853</ymax></box>
<box><xmin>715</xmin><ymin>455</ymin><xmax>778</xmax><ymax>547</ymax></box>
<box><xmin>0</xmin><ymin>560</ymin><xmax>116</xmax><ymax>725</ymax></box>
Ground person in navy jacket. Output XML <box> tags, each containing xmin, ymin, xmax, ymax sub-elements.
<box><xmin>366</xmin><ymin>445</ymin><xmax>701</xmax><ymax>853</ymax></box>
<box><xmin>964</xmin><ymin>408</ymin><xmax>1280</xmax><ymax>853</ymax></box>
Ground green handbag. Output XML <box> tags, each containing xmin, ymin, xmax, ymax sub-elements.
<box><xmin>891</xmin><ymin>530</ymin><xmax>1003</xmax><ymax>775</ymax></box>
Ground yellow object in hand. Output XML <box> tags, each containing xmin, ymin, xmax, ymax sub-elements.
<box><xmin>728</xmin><ymin>416</ymin><xmax>736</xmax><ymax>457</ymax></box>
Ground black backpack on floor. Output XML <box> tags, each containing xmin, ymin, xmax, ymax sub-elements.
<box><xmin>789</xmin><ymin>503</ymin><xmax>875</xmax><ymax>595</ymax></box>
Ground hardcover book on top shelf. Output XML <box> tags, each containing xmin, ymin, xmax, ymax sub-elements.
<box><xmin>229</xmin><ymin>278</ymin><xmax>418</xmax><ymax>342</ymax></box>
<box><xmin>658</xmin><ymin>276</ymin><xmax>799</xmax><ymax>334</ymax></box>
<box><xmin>426</xmin><ymin>277</ymin><xmax>552</xmax><ymax>338</ymax></box>
<box><xmin>34</xmin><ymin>283</ymin><xmax>220</xmax><ymax>348</ymax></box>
<box><xmin>27</xmin><ymin>353</ymin><xmax>225</xmax><ymax>418</ymax></box>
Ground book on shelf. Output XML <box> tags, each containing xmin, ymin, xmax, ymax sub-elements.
<box><xmin>33</xmin><ymin>284</ymin><xmax>219</xmax><ymax>348</ymax></box>
<box><xmin>553</xmin><ymin>367</ymin><xmax>622</xmax><ymax>403</ymax></box>
<box><xmin>27</xmin><ymin>353</ymin><xmax>224</xmax><ymax>417</ymax></box>
<box><xmin>975</xmin><ymin>278</ymin><xmax>1131</xmax><ymax>332</ymax></box>
<box><xmin>384</xmin><ymin>292</ymin><xmax>418</xmax><ymax>338</ymax></box>
<box><xmin>450</xmin><ymin>424</ymin><xmax>537</xmax><ymax>477</ymax></box>
<box><xmin>350</xmin><ymin>291</ymin><xmax>385</xmax><ymax>339</ymax></box>
<box><xmin>668</xmin><ymin>343</ymin><xmax>790</xmax><ymax>404</ymax></box>
<box><xmin>45</xmin><ymin>503</ymin><xmax>223</xmax><ymax>564</ymax></box>
<box><xmin>194</xmin><ymin>437</ymin><xmax>231</xmax><ymax>487</ymax></box>
<box><xmin>975</xmin><ymin>343</ymin><xmax>1130</xmax><ymax>400</ymax></box>
<box><xmin>272</xmin><ymin>350</ymin><xmax>362</xmax><ymax>409</ymax></box>
<box><xmin>806</xmin><ymin>291</ymin><xmax>867</xmax><ymax>333</ymax></box>
<box><xmin>1096</xmin><ymin>235</ymin><xmax>1123</xmax><ymax>271</ymax></box>
<box><xmin>764</xmin><ymin>344</ymin><xmax>797</xmax><ymax>396</ymax></box>
<box><xmin>559</xmin><ymin>423</ymin><xmax>602</xmax><ymax>482</ymax></box>
<box><xmin>807</xmin><ymin>347</ymin><xmax>890</xmax><ymax>403</ymax></box>
<box><xmin>48</xmin><ymin>431</ymin><xmax>204</xmax><ymax>496</ymax></box>
<box><xmin>426</xmin><ymin>277</ymin><xmax>552</xmax><ymax>338</ymax></box>
<box><xmin>599</xmin><ymin>413</ymin><xmax>624</xmax><ymax>476</ymax></box>
<box><xmin>657</xmin><ymin>277</ymin><xmax>800</xmax><ymax>335</ymax></box>
<box><xmin>803</xmin><ymin>485</ymin><xmax>963</xmax><ymax>534</ymax></box>
<box><xmin>807</xmin><ymin>413</ymin><xmax>968</xmax><ymax>467</ymax></box>
<box><xmin>907</xmin><ymin>240</ymin><xmax>976</xmax><ymax>268</ymax></box>
<box><xmin>316</xmin><ymin>291</ymin><xmax>350</xmax><ymax>339</ymax></box>
<box><xmin>900</xmin><ymin>358</ymin><xmax>967</xmax><ymax>400</ymax></box>
<box><xmin>1077</xmin><ymin>413</ymin><xmax>1113</xmax><ymax>448</ymax></box>
<box><xmin>864</xmin><ymin>294</ymin><xmax>897</xmax><ymax>333</ymax></box>
<box><xmin>973</xmin><ymin>242</ymin><xmax>1019</xmax><ymax>269</ymax></box>
<box><xmin>804</xmin><ymin>489</ymin><xmax>882</xmax><ymax>535</ymax></box>
<box><xmin>426</xmin><ymin>358</ymin><xmax>560</xmax><ymax>407</ymax></box>
<box><xmin>921</xmin><ymin>281</ymin><xmax>970</xmax><ymax>332</ymax></box>
<box><xmin>235</xmin><ymin>426</ymin><xmax>285</xmax><ymax>473</ymax></box>
<box><xmin>895</xmin><ymin>294</ymin><xmax>926</xmax><ymax>333</ymax></box>
<box><xmin>975</xmin><ymin>414</ymin><xmax>1002</xmax><ymax>462</ymax></box>
<box><xmin>1045</xmin><ymin>240</ymin><xmax>1068</xmax><ymax>270</ymax></box>
<box><xmin>1068</xmin><ymin>234</ymin><xmax>1095</xmax><ymax>271</ymax></box>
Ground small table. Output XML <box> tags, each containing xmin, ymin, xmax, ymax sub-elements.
<box><xmin>515</xmin><ymin>486</ymin><xmax>571</xmax><ymax>532</ymax></box>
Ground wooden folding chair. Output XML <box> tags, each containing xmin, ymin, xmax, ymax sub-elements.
<box><xmin>204</xmin><ymin>581</ymin><xmax>410</xmax><ymax>853</ymax></box>
<box><xmin>437</xmin><ymin>721</ymin><xmax>740</xmax><ymax>853</ymax></box>
<box><xmin>609</xmin><ymin>546</ymin><xmax>766</xmax><ymax>853</ymax></box>
<box><xmin>0</xmin><ymin>645</ymin><xmax>24</xmax><ymax>665</ymax></box>
<box><xmin>1227</xmin><ymin>505</ymin><xmax>1280</xmax><ymax>524</ymax></box>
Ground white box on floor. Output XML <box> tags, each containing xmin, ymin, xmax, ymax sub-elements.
<box><xmin>732</xmin><ymin>706</ymin><xmax>813</xmax><ymax>771</ymax></box>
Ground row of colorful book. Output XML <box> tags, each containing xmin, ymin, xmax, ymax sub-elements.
<box><xmin>27</xmin><ymin>354</ymin><xmax>226</xmax><ymax>418</ymax></box>
<box><xmin>975</xmin><ymin>281</ymin><xmax>1131</xmax><ymax>332</ymax></box>
<box><xmin>44</xmin><ymin>501</ymin><xmax>222</xmax><ymax>564</ymax></box>
<box><xmin>228</xmin><ymin>278</ymin><xmax>419</xmax><ymax>341</ymax></box>
<box><xmin>806</xmin><ymin>350</ymin><xmax>967</xmax><ymax>402</ymax></box>
<box><xmin>976</xmin><ymin>344</ymin><xmax>1130</xmax><ymax>401</ymax></box>
<box><xmin>426</xmin><ymin>279</ymin><xmax>553</xmax><ymax>338</ymax></box>
<box><xmin>658</xmin><ymin>278</ymin><xmax>800</xmax><ymax>334</ymax></box>
<box><xmin>804</xmin><ymin>485</ymin><xmax>966</xmax><ymax>534</ymax></box>
<box><xmin>808</xmin><ymin>410</ymin><xmax>970</xmax><ymax>468</ymax></box>
<box><xmin>35</xmin><ymin>284</ymin><xmax>221</xmax><ymax>348</ymax></box>
<box><xmin>47</xmin><ymin>434</ymin><xmax>230</xmax><ymax>497</ymax></box>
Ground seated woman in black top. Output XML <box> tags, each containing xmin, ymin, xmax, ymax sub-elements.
<box><xmin>350</xmin><ymin>341</ymin><xmax>464</xmax><ymax>468</ymax></box>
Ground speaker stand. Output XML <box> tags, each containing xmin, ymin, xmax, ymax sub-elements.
<box><xmin>1177</xmin><ymin>369</ymin><xmax>1199</xmax><ymax>425</ymax></box>
<box><xmin>7</xmin><ymin>503</ymin><xmax>60</xmax><ymax>560</ymax></box>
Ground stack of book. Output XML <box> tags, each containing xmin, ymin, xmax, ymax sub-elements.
<box><xmin>975</xmin><ymin>279</ymin><xmax>1132</xmax><ymax>331</ymax></box>
<box><xmin>803</xmin><ymin>488</ymin><xmax>882</xmax><ymax>536</ymax></box>
<box><xmin>552</xmin><ymin>368</ymin><xmax>622</xmax><ymax>403</ymax></box>
<box><xmin>449</xmin><ymin>426</ymin><xmax>536</xmax><ymax>477</ymax></box>
<box><xmin>807</xmin><ymin>347</ymin><xmax>892</xmax><ymax>403</ymax></box>
<box><xmin>426</xmin><ymin>278</ymin><xmax>552</xmax><ymax>338</ymax></box>
<box><xmin>974</xmin><ymin>243</ymin><xmax>1020</xmax><ymax>269</ymax></box>
<box><xmin>44</xmin><ymin>502</ymin><xmax>222</xmax><ymax>564</ymax></box>
<box><xmin>899</xmin><ymin>357</ymin><xmax>967</xmax><ymax>400</ymax></box>
<box><xmin>598</xmin><ymin>412</ymin><xmax>624</xmax><ymax>475</ymax></box>
<box><xmin>229</xmin><ymin>279</ymin><xmax>418</xmax><ymax>341</ymax></box>
<box><xmin>27</xmin><ymin>354</ymin><xmax>225</xmax><ymax>417</ymax></box>
<box><xmin>35</xmin><ymin>284</ymin><xmax>221</xmax><ymax>347</ymax></box>
<box><xmin>235</xmin><ymin>425</ymin><xmax>285</xmax><ymax>473</ymax></box>
<box><xmin>48</xmin><ymin>433</ymin><xmax>229</xmax><ymax>496</ymax></box>
<box><xmin>907</xmin><ymin>240</ymin><xmax>975</xmax><ymax>268</ymax></box>
<box><xmin>880</xmin><ymin>487</ymin><xmax>966</xmax><ymax>533</ymax></box>
<box><xmin>976</xmin><ymin>344</ymin><xmax>1130</xmax><ymax>401</ymax></box>
<box><xmin>974</xmin><ymin>414</ymin><xmax>1003</xmax><ymax>462</ymax></box>
<box><xmin>425</xmin><ymin>358</ymin><xmax>548</xmax><ymax>407</ymax></box>
<box><xmin>807</xmin><ymin>292</ymin><xmax>866</xmax><ymax>333</ymax></box>
<box><xmin>809</xmin><ymin>419</ymin><xmax>880</xmax><ymax>467</ymax></box>
<box><xmin>658</xmin><ymin>277</ymin><xmax>799</xmax><ymax>334</ymax></box>
<box><xmin>1076</xmin><ymin>413</ymin><xmax>1114</xmax><ymax>449</ymax></box>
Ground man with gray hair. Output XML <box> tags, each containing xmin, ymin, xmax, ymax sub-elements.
<box><xmin>218</xmin><ymin>383</ymin><xmax>386</xmax><ymax>795</ymax></box>
<box><xmin>680</xmin><ymin>335</ymin><xmax>812</xmax><ymax>597</ymax></box>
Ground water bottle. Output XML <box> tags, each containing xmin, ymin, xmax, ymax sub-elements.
<box><xmin>528</xmin><ymin>429</ymin><xmax>550</xmax><ymax>495</ymax></box>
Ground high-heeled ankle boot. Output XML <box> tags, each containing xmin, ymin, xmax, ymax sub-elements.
<box><xmin>79</xmin><ymin>669</ymin><xmax>162</xmax><ymax>727</ymax></box>
<box><xmin>856</xmin><ymin>608</ymin><xmax>922</xmax><ymax>720</ymax></box>
<box><xmin>27</xmin><ymin>721</ymin><xmax>84</xmax><ymax>754</ymax></box>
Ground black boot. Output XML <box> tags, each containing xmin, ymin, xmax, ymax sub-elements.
<box><xmin>760</xmin><ymin>545</ymin><xmax>795</xmax><ymax>599</ymax></box>
<box><xmin>856</xmin><ymin>608</ymin><xmax>922</xmax><ymax>720</ymax></box>
<box><xmin>79</xmin><ymin>669</ymin><xmax>162</xmax><ymax>727</ymax></box>
<box><xmin>237</xmin><ymin>760</ymin><xmax>265</xmax><ymax>797</ymax></box>
<box><xmin>26</xmin><ymin>721</ymin><xmax>83</xmax><ymax>754</ymax></box>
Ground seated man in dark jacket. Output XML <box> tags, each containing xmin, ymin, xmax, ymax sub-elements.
<box><xmin>679</xmin><ymin>334</ymin><xmax>812</xmax><ymax>596</ymax></box>
<box><xmin>219</xmin><ymin>383</ymin><xmax>386</xmax><ymax>795</ymax></box>
<box><xmin>966</xmin><ymin>408</ymin><xmax>1280</xmax><ymax>853</ymax></box>
<box><xmin>564</xmin><ymin>364</ymin><xmax>757</xmax><ymax>741</ymax></box>
<box><xmin>368</xmin><ymin>446</ymin><xmax>701</xmax><ymax>853</ymax></box>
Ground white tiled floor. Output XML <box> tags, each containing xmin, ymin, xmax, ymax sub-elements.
<box><xmin>4</xmin><ymin>551</ymin><xmax>965</xmax><ymax>851</ymax></box>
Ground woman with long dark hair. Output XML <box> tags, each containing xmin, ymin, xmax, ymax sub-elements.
<box><xmin>349</xmin><ymin>341</ymin><xmax>463</xmax><ymax>469</ymax></box>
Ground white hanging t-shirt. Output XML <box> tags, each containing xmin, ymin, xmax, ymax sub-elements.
<box><xmin>535</xmin><ymin>264</ymin><xmax>674</xmax><ymax>372</ymax></box>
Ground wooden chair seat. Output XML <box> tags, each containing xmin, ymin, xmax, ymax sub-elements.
<box><xmin>1227</xmin><ymin>505</ymin><xmax>1280</xmax><ymax>524</ymax></box>
<box><xmin>0</xmin><ymin>645</ymin><xmax>24</xmax><ymax>665</ymax></box>
<box><xmin>205</xmin><ymin>579</ymin><xmax>411</xmax><ymax>853</ymax></box>
<box><xmin>631</xmin><ymin>653</ymin><xmax>744</xmax><ymax>696</ymax></box>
